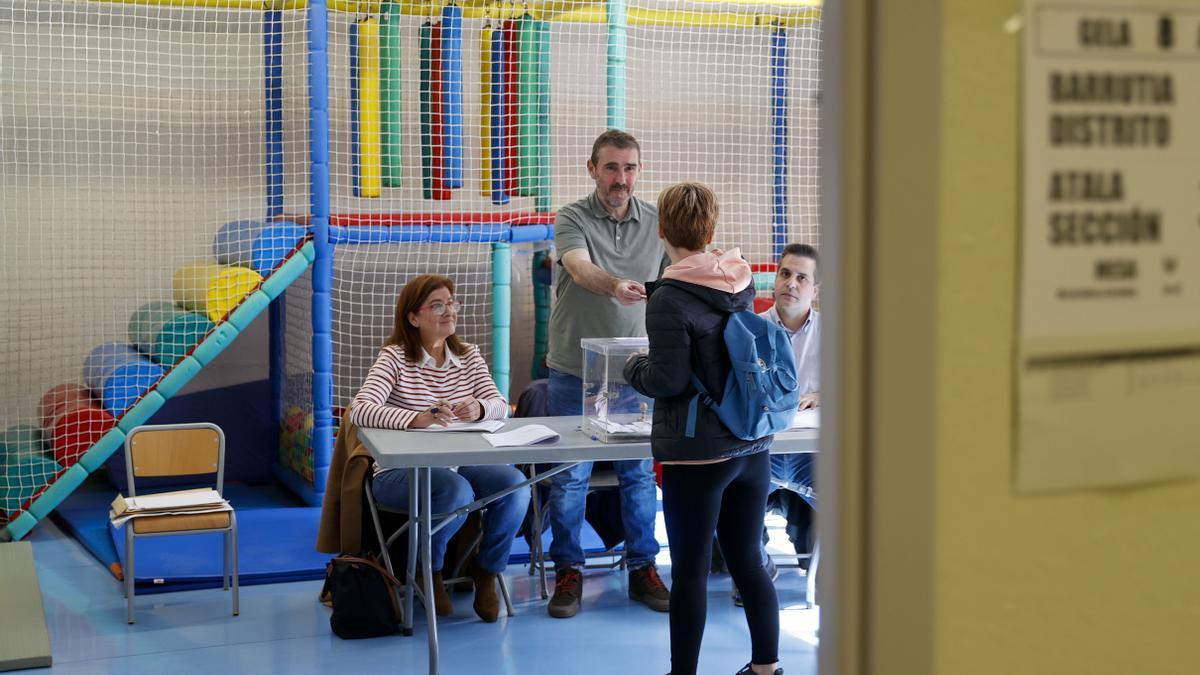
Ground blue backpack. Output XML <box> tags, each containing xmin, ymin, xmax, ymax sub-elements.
<box><xmin>685</xmin><ymin>311</ymin><xmax>800</xmax><ymax>441</ymax></box>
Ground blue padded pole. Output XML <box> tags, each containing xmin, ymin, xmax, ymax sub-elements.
<box><xmin>310</xmin><ymin>0</ymin><xmax>334</xmax><ymax>506</ymax></box>
<box><xmin>606</xmin><ymin>0</ymin><xmax>627</xmax><ymax>129</ymax></box>
<box><xmin>491</xmin><ymin>242</ymin><xmax>511</xmax><ymax>398</ymax></box>
<box><xmin>442</xmin><ymin>3</ymin><xmax>464</xmax><ymax>189</ymax></box>
<box><xmin>264</xmin><ymin>9</ymin><xmax>286</xmax><ymax>445</ymax></box>
<box><xmin>265</xmin><ymin>11</ymin><xmax>284</xmax><ymax>218</ymax></box>
<box><xmin>770</xmin><ymin>22</ymin><xmax>788</xmax><ymax>260</ymax></box>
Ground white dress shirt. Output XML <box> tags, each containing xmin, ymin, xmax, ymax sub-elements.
<box><xmin>759</xmin><ymin>305</ymin><xmax>820</xmax><ymax>395</ymax></box>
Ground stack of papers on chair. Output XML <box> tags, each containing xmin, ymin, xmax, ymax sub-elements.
<box><xmin>482</xmin><ymin>424</ymin><xmax>560</xmax><ymax>447</ymax></box>
<box><xmin>109</xmin><ymin>488</ymin><xmax>232</xmax><ymax>527</ymax></box>
<box><xmin>408</xmin><ymin>420</ymin><xmax>506</xmax><ymax>433</ymax></box>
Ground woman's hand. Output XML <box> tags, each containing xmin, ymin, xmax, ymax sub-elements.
<box><xmin>408</xmin><ymin>402</ymin><xmax>456</xmax><ymax>428</ymax></box>
<box><xmin>451</xmin><ymin>398</ymin><xmax>483</xmax><ymax>422</ymax></box>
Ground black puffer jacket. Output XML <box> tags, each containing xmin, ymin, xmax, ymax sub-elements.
<box><xmin>623</xmin><ymin>278</ymin><xmax>769</xmax><ymax>462</ymax></box>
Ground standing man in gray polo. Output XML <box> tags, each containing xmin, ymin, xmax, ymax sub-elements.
<box><xmin>543</xmin><ymin>129</ymin><xmax>670</xmax><ymax>618</ymax></box>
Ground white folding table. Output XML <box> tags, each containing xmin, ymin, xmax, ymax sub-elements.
<box><xmin>357</xmin><ymin>415</ymin><xmax>818</xmax><ymax>675</ymax></box>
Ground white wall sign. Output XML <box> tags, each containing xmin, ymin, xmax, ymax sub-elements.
<box><xmin>1017</xmin><ymin>0</ymin><xmax>1200</xmax><ymax>492</ymax></box>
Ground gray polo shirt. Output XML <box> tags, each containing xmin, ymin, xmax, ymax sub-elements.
<box><xmin>547</xmin><ymin>191</ymin><xmax>667</xmax><ymax>378</ymax></box>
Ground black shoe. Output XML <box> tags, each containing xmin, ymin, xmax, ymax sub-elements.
<box><xmin>548</xmin><ymin>567</ymin><xmax>582</xmax><ymax>618</ymax></box>
<box><xmin>735</xmin><ymin>664</ymin><xmax>783</xmax><ymax>675</ymax></box>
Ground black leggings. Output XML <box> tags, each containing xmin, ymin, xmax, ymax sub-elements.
<box><xmin>662</xmin><ymin>449</ymin><xmax>779</xmax><ymax>675</ymax></box>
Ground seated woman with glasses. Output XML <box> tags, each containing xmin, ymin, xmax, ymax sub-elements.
<box><xmin>349</xmin><ymin>273</ymin><xmax>530</xmax><ymax>623</ymax></box>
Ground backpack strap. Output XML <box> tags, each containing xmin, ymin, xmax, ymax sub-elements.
<box><xmin>685</xmin><ymin>374</ymin><xmax>715</xmax><ymax>439</ymax></box>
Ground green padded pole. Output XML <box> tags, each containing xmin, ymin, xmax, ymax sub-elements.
<box><xmin>419</xmin><ymin>22</ymin><xmax>433</xmax><ymax>199</ymax></box>
<box><xmin>491</xmin><ymin>242</ymin><xmax>511</xmax><ymax>398</ymax></box>
<box><xmin>531</xmin><ymin>249</ymin><xmax>550</xmax><ymax>379</ymax></box>
<box><xmin>381</xmin><ymin>1</ymin><xmax>403</xmax><ymax>187</ymax></box>
<box><xmin>606</xmin><ymin>0</ymin><xmax>627</xmax><ymax>129</ymax></box>
<box><xmin>516</xmin><ymin>14</ymin><xmax>537</xmax><ymax>197</ymax></box>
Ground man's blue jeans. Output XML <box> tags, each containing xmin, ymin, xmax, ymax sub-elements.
<box><xmin>546</xmin><ymin>368</ymin><xmax>661</xmax><ymax>570</ymax></box>
<box><xmin>771</xmin><ymin>454</ymin><xmax>816</xmax><ymax>509</ymax></box>
<box><xmin>372</xmin><ymin>464</ymin><xmax>531</xmax><ymax>573</ymax></box>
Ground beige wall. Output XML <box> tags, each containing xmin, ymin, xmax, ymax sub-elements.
<box><xmin>855</xmin><ymin>1</ymin><xmax>1200</xmax><ymax>673</ymax></box>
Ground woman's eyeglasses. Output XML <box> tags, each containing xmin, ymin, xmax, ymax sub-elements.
<box><xmin>419</xmin><ymin>299</ymin><xmax>463</xmax><ymax>316</ymax></box>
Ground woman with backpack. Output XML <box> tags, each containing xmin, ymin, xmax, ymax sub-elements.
<box><xmin>624</xmin><ymin>182</ymin><xmax>784</xmax><ymax>675</ymax></box>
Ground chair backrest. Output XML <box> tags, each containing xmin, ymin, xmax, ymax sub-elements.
<box><xmin>125</xmin><ymin>423</ymin><xmax>225</xmax><ymax>497</ymax></box>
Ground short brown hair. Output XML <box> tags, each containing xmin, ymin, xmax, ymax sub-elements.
<box><xmin>386</xmin><ymin>274</ymin><xmax>467</xmax><ymax>361</ymax></box>
<box><xmin>657</xmin><ymin>182</ymin><xmax>719</xmax><ymax>251</ymax></box>
<box><xmin>590</xmin><ymin>129</ymin><xmax>641</xmax><ymax>166</ymax></box>
<box><xmin>780</xmin><ymin>243</ymin><xmax>819</xmax><ymax>284</ymax></box>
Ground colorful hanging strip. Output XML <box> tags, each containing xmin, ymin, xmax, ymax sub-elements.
<box><xmin>381</xmin><ymin>2</ymin><xmax>403</xmax><ymax>188</ymax></box>
<box><xmin>419</xmin><ymin>22</ymin><xmax>433</xmax><ymax>199</ymax></box>
<box><xmin>357</xmin><ymin>17</ymin><xmax>382</xmax><ymax>198</ymax></box>
<box><xmin>441</xmin><ymin>3</ymin><xmax>464</xmax><ymax>190</ymax></box>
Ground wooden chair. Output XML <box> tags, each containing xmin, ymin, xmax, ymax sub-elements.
<box><xmin>120</xmin><ymin>423</ymin><xmax>239</xmax><ymax>624</ymax></box>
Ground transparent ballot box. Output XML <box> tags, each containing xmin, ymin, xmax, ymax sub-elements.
<box><xmin>581</xmin><ymin>337</ymin><xmax>654</xmax><ymax>443</ymax></box>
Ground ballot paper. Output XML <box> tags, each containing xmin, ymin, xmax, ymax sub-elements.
<box><xmin>789</xmin><ymin>408</ymin><xmax>820</xmax><ymax>429</ymax></box>
<box><xmin>482</xmin><ymin>424</ymin><xmax>560</xmax><ymax>447</ymax></box>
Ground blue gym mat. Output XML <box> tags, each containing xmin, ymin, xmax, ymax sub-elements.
<box><xmin>110</xmin><ymin>504</ymin><xmax>327</xmax><ymax>593</ymax></box>
<box><xmin>53</xmin><ymin>482</ymin><xmax>327</xmax><ymax>593</ymax></box>
<box><xmin>54</xmin><ymin>481</ymin><xmax>640</xmax><ymax>593</ymax></box>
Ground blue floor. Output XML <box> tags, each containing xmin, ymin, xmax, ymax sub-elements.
<box><xmin>20</xmin><ymin>517</ymin><xmax>819</xmax><ymax>674</ymax></box>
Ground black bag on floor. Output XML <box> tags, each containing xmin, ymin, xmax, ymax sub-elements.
<box><xmin>323</xmin><ymin>553</ymin><xmax>403</xmax><ymax>639</ymax></box>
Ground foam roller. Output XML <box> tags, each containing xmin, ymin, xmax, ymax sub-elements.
<box><xmin>0</xmin><ymin>455</ymin><xmax>63</xmax><ymax>516</ymax></box>
<box><xmin>38</xmin><ymin>383</ymin><xmax>96</xmax><ymax>431</ymax></box>
<box><xmin>172</xmin><ymin>261</ymin><xmax>263</xmax><ymax>322</ymax></box>
<box><xmin>52</xmin><ymin>405</ymin><xmax>113</xmax><ymax>468</ymax></box>
<box><xmin>0</xmin><ymin>425</ymin><xmax>45</xmax><ymax>465</ymax></box>
<box><xmin>212</xmin><ymin>220</ymin><xmax>307</xmax><ymax>276</ymax></box>
<box><xmin>150</xmin><ymin>312</ymin><xmax>214</xmax><ymax>366</ymax></box>
<box><xmin>128</xmin><ymin>301</ymin><xmax>181</xmax><ymax>353</ymax></box>
<box><xmin>82</xmin><ymin>342</ymin><xmax>165</xmax><ymax>417</ymax></box>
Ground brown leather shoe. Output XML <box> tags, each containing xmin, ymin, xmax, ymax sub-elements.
<box><xmin>548</xmin><ymin>567</ymin><xmax>583</xmax><ymax>618</ymax></box>
<box><xmin>416</xmin><ymin>571</ymin><xmax>454</xmax><ymax>616</ymax></box>
<box><xmin>471</xmin><ymin>567</ymin><xmax>501</xmax><ymax>623</ymax></box>
<box><xmin>629</xmin><ymin>564</ymin><xmax>670</xmax><ymax>612</ymax></box>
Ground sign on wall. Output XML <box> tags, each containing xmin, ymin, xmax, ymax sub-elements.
<box><xmin>1017</xmin><ymin>0</ymin><xmax>1200</xmax><ymax>492</ymax></box>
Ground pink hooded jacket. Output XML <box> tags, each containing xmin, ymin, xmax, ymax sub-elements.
<box><xmin>661</xmin><ymin>248</ymin><xmax>752</xmax><ymax>294</ymax></box>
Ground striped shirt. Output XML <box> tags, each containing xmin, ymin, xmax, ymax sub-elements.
<box><xmin>349</xmin><ymin>343</ymin><xmax>509</xmax><ymax>431</ymax></box>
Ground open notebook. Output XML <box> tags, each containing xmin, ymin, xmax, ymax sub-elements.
<box><xmin>482</xmin><ymin>425</ymin><xmax>560</xmax><ymax>448</ymax></box>
<box><xmin>408</xmin><ymin>420</ymin><xmax>506</xmax><ymax>433</ymax></box>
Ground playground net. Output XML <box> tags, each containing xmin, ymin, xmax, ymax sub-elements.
<box><xmin>0</xmin><ymin>0</ymin><xmax>311</xmax><ymax>525</ymax></box>
<box><xmin>2</xmin><ymin>0</ymin><xmax>821</xmax><ymax>529</ymax></box>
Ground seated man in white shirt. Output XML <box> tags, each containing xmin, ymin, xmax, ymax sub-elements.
<box><xmin>733</xmin><ymin>243</ymin><xmax>820</xmax><ymax>605</ymax></box>
<box><xmin>761</xmin><ymin>243</ymin><xmax>819</xmax><ymax>499</ymax></box>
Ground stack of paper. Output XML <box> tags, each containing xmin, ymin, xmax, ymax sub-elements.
<box><xmin>482</xmin><ymin>424</ymin><xmax>560</xmax><ymax>447</ymax></box>
<box><xmin>109</xmin><ymin>487</ymin><xmax>232</xmax><ymax>527</ymax></box>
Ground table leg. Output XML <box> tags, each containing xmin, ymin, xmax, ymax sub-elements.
<box><xmin>403</xmin><ymin>467</ymin><xmax>418</xmax><ymax>637</ymax></box>
<box><xmin>806</xmin><ymin>537</ymin><xmax>819</xmax><ymax>609</ymax></box>
<box><xmin>421</xmin><ymin>466</ymin><xmax>440</xmax><ymax>675</ymax></box>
